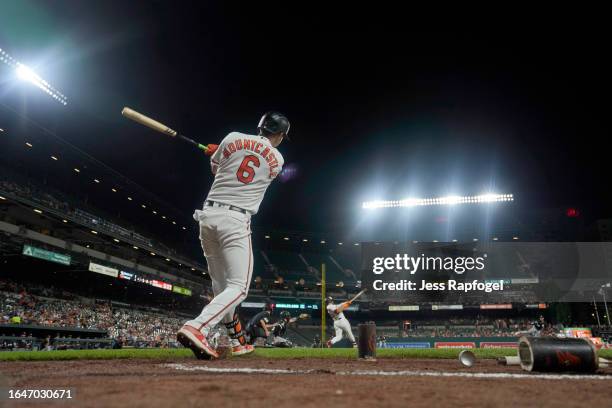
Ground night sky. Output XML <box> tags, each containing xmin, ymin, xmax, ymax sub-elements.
<box><xmin>1</xmin><ymin>3</ymin><xmax>611</xmax><ymax>236</ymax></box>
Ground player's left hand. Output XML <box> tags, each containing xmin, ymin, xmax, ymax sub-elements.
<box><xmin>205</xmin><ymin>144</ymin><xmax>219</xmax><ymax>156</ymax></box>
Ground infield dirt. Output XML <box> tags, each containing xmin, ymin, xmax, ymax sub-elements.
<box><xmin>1</xmin><ymin>357</ymin><xmax>611</xmax><ymax>408</ymax></box>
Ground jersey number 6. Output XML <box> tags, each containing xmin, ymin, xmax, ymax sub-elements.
<box><xmin>236</xmin><ymin>155</ymin><xmax>261</xmax><ymax>184</ymax></box>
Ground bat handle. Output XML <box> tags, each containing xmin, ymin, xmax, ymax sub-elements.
<box><xmin>178</xmin><ymin>134</ymin><xmax>208</xmax><ymax>152</ymax></box>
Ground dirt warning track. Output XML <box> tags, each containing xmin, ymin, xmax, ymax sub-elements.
<box><xmin>1</xmin><ymin>358</ymin><xmax>611</xmax><ymax>408</ymax></box>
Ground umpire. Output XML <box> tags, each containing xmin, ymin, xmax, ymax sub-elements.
<box><xmin>246</xmin><ymin>300</ymin><xmax>275</xmax><ymax>344</ymax></box>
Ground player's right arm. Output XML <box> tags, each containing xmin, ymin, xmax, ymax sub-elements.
<box><xmin>260</xmin><ymin>319</ymin><xmax>275</xmax><ymax>337</ymax></box>
<box><xmin>209</xmin><ymin>140</ymin><xmax>224</xmax><ymax>175</ymax></box>
<box><xmin>208</xmin><ymin>132</ymin><xmax>236</xmax><ymax>174</ymax></box>
<box><xmin>336</xmin><ymin>302</ymin><xmax>351</xmax><ymax>313</ymax></box>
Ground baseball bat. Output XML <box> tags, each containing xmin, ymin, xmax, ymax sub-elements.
<box><xmin>348</xmin><ymin>288</ymin><xmax>367</xmax><ymax>303</ymax></box>
<box><xmin>121</xmin><ymin>107</ymin><xmax>210</xmax><ymax>153</ymax></box>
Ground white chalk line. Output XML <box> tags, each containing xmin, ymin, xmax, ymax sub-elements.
<box><xmin>164</xmin><ymin>363</ymin><xmax>612</xmax><ymax>381</ymax></box>
<box><xmin>165</xmin><ymin>364</ymin><xmax>316</xmax><ymax>375</ymax></box>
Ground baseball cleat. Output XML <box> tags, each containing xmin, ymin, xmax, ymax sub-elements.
<box><xmin>231</xmin><ymin>344</ymin><xmax>255</xmax><ymax>356</ymax></box>
<box><xmin>177</xmin><ymin>325</ymin><xmax>219</xmax><ymax>359</ymax></box>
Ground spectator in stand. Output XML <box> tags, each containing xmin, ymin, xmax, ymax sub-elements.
<box><xmin>273</xmin><ymin>276</ymin><xmax>288</xmax><ymax>290</ymax></box>
<box><xmin>252</xmin><ymin>276</ymin><xmax>265</xmax><ymax>290</ymax></box>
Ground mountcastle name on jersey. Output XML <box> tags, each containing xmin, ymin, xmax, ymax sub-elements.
<box><xmin>205</xmin><ymin>132</ymin><xmax>284</xmax><ymax>214</ymax></box>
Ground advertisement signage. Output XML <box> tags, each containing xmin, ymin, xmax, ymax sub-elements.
<box><xmin>22</xmin><ymin>245</ymin><xmax>71</xmax><ymax>266</ymax></box>
<box><xmin>88</xmin><ymin>262</ymin><xmax>119</xmax><ymax>278</ymax></box>
<box><xmin>389</xmin><ymin>305</ymin><xmax>420</xmax><ymax>311</ymax></box>
<box><xmin>510</xmin><ymin>278</ymin><xmax>539</xmax><ymax>284</ymax></box>
<box><xmin>434</xmin><ymin>342</ymin><xmax>476</xmax><ymax>349</ymax></box>
<box><xmin>150</xmin><ymin>280</ymin><xmax>172</xmax><ymax>291</ymax></box>
<box><xmin>386</xmin><ymin>342</ymin><xmax>430</xmax><ymax>349</ymax></box>
<box><xmin>431</xmin><ymin>304</ymin><xmax>463</xmax><ymax>311</ymax></box>
<box><xmin>525</xmin><ymin>303</ymin><xmax>547</xmax><ymax>309</ymax></box>
<box><xmin>479</xmin><ymin>342</ymin><xmax>518</xmax><ymax>348</ymax></box>
<box><xmin>480</xmin><ymin>304</ymin><xmax>512</xmax><ymax>310</ymax></box>
<box><xmin>275</xmin><ymin>303</ymin><xmax>319</xmax><ymax>310</ymax></box>
<box><xmin>172</xmin><ymin>286</ymin><xmax>192</xmax><ymax>296</ymax></box>
<box><xmin>119</xmin><ymin>271</ymin><xmax>134</xmax><ymax>280</ymax></box>
<box><xmin>242</xmin><ymin>302</ymin><xmax>265</xmax><ymax>308</ymax></box>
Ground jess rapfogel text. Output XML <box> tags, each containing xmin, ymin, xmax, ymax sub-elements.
<box><xmin>372</xmin><ymin>279</ymin><xmax>505</xmax><ymax>292</ymax></box>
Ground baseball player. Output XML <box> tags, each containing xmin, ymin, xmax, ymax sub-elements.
<box><xmin>325</xmin><ymin>296</ymin><xmax>357</xmax><ymax>348</ymax></box>
<box><xmin>177</xmin><ymin>112</ymin><xmax>289</xmax><ymax>359</ymax></box>
<box><xmin>515</xmin><ymin>315</ymin><xmax>546</xmax><ymax>337</ymax></box>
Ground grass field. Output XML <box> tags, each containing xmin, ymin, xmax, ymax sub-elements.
<box><xmin>1</xmin><ymin>347</ymin><xmax>611</xmax><ymax>362</ymax></box>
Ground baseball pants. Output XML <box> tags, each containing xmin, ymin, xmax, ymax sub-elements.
<box><xmin>330</xmin><ymin>318</ymin><xmax>355</xmax><ymax>345</ymax></box>
<box><xmin>185</xmin><ymin>206</ymin><xmax>253</xmax><ymax>333</ymax></box>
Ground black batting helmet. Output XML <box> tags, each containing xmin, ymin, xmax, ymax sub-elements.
<box><xmin>325</xmin><ymin>296</ymin><xmax>333</xmax><ymax>303</ymax></box>
<box><xmin>258</xmin><ymin>111</ymin><xmax>290</xmax><ymax>139</ymax></box>
<box><xmin>264</xmin><ymin>299</ymin><xmax>275</xmax><ymax>312</ymax></box>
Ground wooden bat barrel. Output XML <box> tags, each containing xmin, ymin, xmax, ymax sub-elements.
<box><xmin>358</xmin><ymin>322</ymin><xmax>377</xmax><ymax>359</ymax></box>
<box><xmin>518</xmin><ymin>336</ymin><xmax>599</xmax><ymax>372</ymax></box>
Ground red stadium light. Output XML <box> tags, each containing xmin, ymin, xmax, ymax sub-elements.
<box><xmin>566</xmin><ymin>208</ymin><xmax>580</xmax><ymax>218</ymax></box>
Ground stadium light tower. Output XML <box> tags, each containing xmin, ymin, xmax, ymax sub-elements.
<box><xmin>362</xmin><ymin>193</ymin><xmax>514</xmax><ymax>209</ymax></box>
<box><xmin>0</xmin><ymin>47</ymin><xmax>68</xmax><ymax>106</ymax></box>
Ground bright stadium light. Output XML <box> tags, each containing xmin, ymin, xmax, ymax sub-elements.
<box><xmin>362</xmin><ymin>193</ymin><xmax>514</xmax><ymax>209</ymax></box>
<box><xmin>14</xmin><ymin>62</ymin><xmax>68</xmax><ymax>106</ymax></box>
<box><xmin>1</xmin><ymin>46</ymin><xmax>67</xmax><ymax>105</ymax></box>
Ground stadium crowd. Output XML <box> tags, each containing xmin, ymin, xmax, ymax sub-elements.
<box><xmin>1</xmin><ymin>279</ymin><xmax>183</xmax><ymax>349</ymax></box>
<box><xmin>375</xmin><ymin>316</ymin><xmax>548</xmax><ymax>338</ymax></box>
